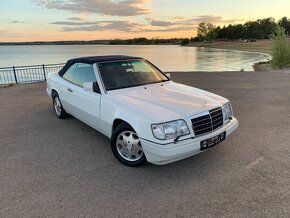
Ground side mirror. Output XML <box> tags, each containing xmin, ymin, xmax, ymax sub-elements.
<box><xmin>83</xmin><ymin>82</ymin><xmax>94</xmax><ymax>92</ymax></box>
<box><xmin>93</xmin><ymin>82</ymin><xmax>101</xmax><ymax>94</ymax></box>
<box><xmin>166</xmin><ymin>73</ymin><xmax>171</xmax><ymax>79</ymax></box>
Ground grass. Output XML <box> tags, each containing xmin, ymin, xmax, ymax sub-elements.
<box><xmin>187</xmin><ymin>40</ymin><xmax>271</xmax><ymax>53</ymax></box>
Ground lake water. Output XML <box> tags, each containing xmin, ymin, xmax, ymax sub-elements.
<box><xmin>0</xmin><ymin>45</ymin><xmax>269</xmax><ymax>71</ymax></box>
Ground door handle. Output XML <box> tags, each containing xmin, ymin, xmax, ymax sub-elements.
<box><xmin>67</xmin><ymin>88</ymin><xmax>73</xmax><ymax>93</ymax></box>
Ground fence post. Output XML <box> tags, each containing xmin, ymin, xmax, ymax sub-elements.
<box><xmin>12</xmin><ymin>66</ymin><xmax>18</xmax><ymax>84</ymax></box>
<box><xmin>42</xmin><ymin>64</ymin><xmax>46</xmax><ymax>81</ymax></box>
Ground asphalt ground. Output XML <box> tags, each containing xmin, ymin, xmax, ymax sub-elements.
<box><xmin>0</xmin><ymin>71</ymin><xmax>290</xmax><ymax>217</ymax></box>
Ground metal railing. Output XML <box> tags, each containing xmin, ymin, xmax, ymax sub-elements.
<box><xmin>0</xmin><ymin>63</ymin><xmax>65</xmax><ymax>85</ymax></box>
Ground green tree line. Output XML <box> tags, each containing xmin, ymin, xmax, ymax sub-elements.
<box><xmin>108</xmin><ymin>38</ymin><xmax>183</xmax><ymax>45</ymax></box>
<box><xmin>191</xmin><ymin>16</ymin><xmax>290</xmax><ymax>42</ymax></box>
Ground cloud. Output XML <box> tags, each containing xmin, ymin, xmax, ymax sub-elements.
<box><xmin>50</xmin><ymin>19</ymin><xmax>191</xmax><ymax>33</ymax></box>
<box><xmin>51</xmin><ymin>21</ymin><xmax>97</xmax><ymax>26</ymax></box>
<box><xmin>144</xmin><ymin>15</ymin><xmax>244</xmax><ymax>32</ymax></box>
<box><xmin>172</xmin><ymin>16</ymin><xmax>188</xmax><ymax>20</ymax></box>
<box><xmin>150</xmin><ymin>20</ymin><xmax>173</xmax><ymax>27</ymax></box>
<box><xmin>67</xmin><ymin>17</ymin><xmax>88</xmax><ymax>21</ymax></box>
<box><xmin>147</xmin><ymin>15</ymin><xmax>243</xmax><ymax>29</ymax></box>
<box><xmin>186</xmin><ymin>15</ymin><xmax>225</xmax><ymax>23</ymax></box>
<box><xmin>180</xmin><ymin>15</ymin><xmax>244</xmax><ymax>25</ymax></box>
<box><xmin>0</xmin><ymin>30</ymin><xmax>40</xmax><ymax>41</ymax></box>
<box><xmin>32</xmin><ymin>0</ymin><xmax>150</xmax><ymax>16</ymax></box>
<box><xmin>142</xmin><ymin>26</ymin><xmax>193</xmax><ymax>32</ymax></box>
<box><xmin>50</xmin><ymin>14</ymin><xmax>244</xmax><ymax>34</ymax></box>
<box><xmin>0</xmin><ymin>30</ymin><xmax>9</xmax><ymax>36</ymax></box>
<box><xmin>51</xmin><ymin>20</ymin><xmax>145</xmax><ymax>32</ymax></box>
<box><xmin>9</xmin><ymin>20</ymin><xmax>26</xmax><ymax>24</ymax></box>
<box><xmin>141</xmin><ymin>16</ymin><xmax>243</xmax><ymax>34</ymax></box>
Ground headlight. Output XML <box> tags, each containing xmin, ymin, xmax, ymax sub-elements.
<box><xmin>222</xmin><ymin>102</ymin><xmax>233</xmax><ymax>122</ymax></box>
<box><xmin>152</xmin><ymin>120</ymin><xmax>190</xmax><ymax>140</ymax></box>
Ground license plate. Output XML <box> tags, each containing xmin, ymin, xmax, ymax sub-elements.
<box><xmin>200</xmin><ymin>132</ymin><xmax>226</xmax><ymax>151</ymax></box>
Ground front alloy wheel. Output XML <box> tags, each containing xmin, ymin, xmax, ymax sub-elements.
<box><xmin>111</xmin><ymin>123</ymin><xmax>146</xmax><ymax>166</ymax></box>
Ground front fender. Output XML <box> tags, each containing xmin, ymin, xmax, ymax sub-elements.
<box><xmin>101</xmin><ymin>95</ymin><xmax>158</xmax><ymax>139</ymax></box>
<box><xmin>113</xmin><ymin>112</ymin><xmax>152</xmax><ymax>139</ymax></box>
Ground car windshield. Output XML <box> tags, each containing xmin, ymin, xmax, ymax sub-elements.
<box><xmin>98</xmin><ymin>60</ymin><xmax>169</xmax><ymax>91</ymax></box>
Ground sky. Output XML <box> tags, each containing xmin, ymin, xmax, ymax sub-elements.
<box><xmin>0</xmin><ymin>0</ymin><xmax>289</xmax><ymax>42</ymax></box>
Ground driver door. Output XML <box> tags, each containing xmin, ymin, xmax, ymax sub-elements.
<box><xmin>67</xmin><ymin>63</ymin><xmax>102</xmax><ymax>130</ymax></box>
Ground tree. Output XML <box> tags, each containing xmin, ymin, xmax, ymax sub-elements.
<box><xmin>196</xmin><ymin>16</ymin><xmax>290</xmax><ymax>41</ymax></box>
<box><xmin>258</xmin><ymin>17</ymin><xmax>276</xmax><ymax>38</ymax></box>
<box><xmin>278</xmin><ymin>17</ymin><xmax>290</xmax><ymax>35</ymax></box>
<box><xmin>197</xmin><ymin>22</ymin><xmax>208</xmax><ymax>41</ymax></box>
<box><xmin>207</xmin><ymin>23</ymin><xmax>217</xmax><ymax>42</ymax></box>
<box><xmin>197</xmin><ymin>22</ymin><xmax>217</xmax><ymax>42</ymax></box>
<box><xmin>217</xmin><ymin>26</ymin><xmax>227</xmax><ymax>39</ymax></box>
<box><xmin>244</xmin><ymin>21</ymin><xmax>260</xmax><ymax>39</ymax></box>
<box><xmin>269</xmin><ymin>26</ymin><xmax>290</xmax><ymax>68</ymax></box>
<box><xmin>180</xmin><ymin>38</ymin><xmax>190</xmax><ymax>46</ymax></box>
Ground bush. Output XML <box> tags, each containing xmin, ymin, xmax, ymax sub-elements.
<box><xmin>269</xmin><ymin>26</ymin><xmax>290</xmax><ymax>68</ymax></box>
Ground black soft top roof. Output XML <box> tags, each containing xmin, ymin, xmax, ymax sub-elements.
<box><xmin>59</xmin><ymin>55</ymin><xmax>143</xmax><ymax>76</ymax></box>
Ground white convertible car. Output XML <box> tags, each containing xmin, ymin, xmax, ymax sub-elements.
<box><xmin>46</xmin><ymin>56</ymin><xmax>238</xmax><ymax>166</ymax></box>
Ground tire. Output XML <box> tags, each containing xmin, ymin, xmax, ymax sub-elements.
<box><xmin>52</xmin><ymin>92</ymin><xmax>69</xmax><ymax>119</ymax></box>
<box><xmin>111</xmin><ymin>123</ymin><xmax>146</xmax><ymax>167</ymax></box>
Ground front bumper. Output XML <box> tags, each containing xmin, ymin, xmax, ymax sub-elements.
<box><xmin>140</xmin><ymin>117</ymin><xmax>239</xmax><ymax>165</ymax></box>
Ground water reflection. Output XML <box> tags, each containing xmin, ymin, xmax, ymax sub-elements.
<box><xmin>0</xmin><ymin>45</ymin><xmax>269</xmax><ymax>71</ymax></box>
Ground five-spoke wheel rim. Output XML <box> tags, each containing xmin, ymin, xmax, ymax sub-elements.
<box><xmin>116</xmin><ymin>131</ymin><xmax>143</xmax><ymax>162</ymax></box>
<box><xmin>54</xmin><ymin>96</ymin><xmax>62</xmax><ymax>117</ymax></box>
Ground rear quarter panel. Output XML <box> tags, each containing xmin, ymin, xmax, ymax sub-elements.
<box><xmin>47</xmin><ymin>73</ymin><xmax>71</xmax><ymax>111</ymax></box>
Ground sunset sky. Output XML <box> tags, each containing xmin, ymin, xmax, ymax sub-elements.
<box><xmin>0</xmin><ymin>0</ymin><xmax>289</xmax><ymax>42</ymax></box>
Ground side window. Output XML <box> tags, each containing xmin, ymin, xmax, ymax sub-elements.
<box><xmin>63</xmin><ymin>63</ymin><xmax>77</xmax><ymax>82</ymax></box>
<box><xmin>73</xmin><ymin>63</ymin><xmax>96</xmax><ymax>86</ymax></box>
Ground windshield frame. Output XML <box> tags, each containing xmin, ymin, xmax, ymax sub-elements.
<box><xmin>96</xmin><ymin>59</ymin><xmax>171</xmax><ymax>92</ymax></box>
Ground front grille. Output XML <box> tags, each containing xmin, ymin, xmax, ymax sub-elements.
<box><xmin>191</xmin><ymin>107</ymin><xmax>224</xmax><ymax>136</ymax></box>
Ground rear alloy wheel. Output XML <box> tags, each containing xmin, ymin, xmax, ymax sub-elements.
<box><xmin>52</xmin><ymin>93</ymin><xmax>69</xmax><ymax>119</ymax></box>
<box><xmin>111</xmin><ymin>123</ymin><xmax>146</xmax><ymax>166</ymax></box>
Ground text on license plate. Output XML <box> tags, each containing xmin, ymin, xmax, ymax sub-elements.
<box><xmin>200</xmin><ymin>132</ymin><xmax>226</xmax><ymax>151</ymax></box>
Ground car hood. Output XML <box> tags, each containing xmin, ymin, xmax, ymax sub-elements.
<box><xmin>109</xmin><ymin>81</ymin><xmax>228</xmax><ymax>122</ymax></box>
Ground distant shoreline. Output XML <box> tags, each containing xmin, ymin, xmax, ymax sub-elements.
<box><xmin>0</xmin><ymin>38</ymin><xmax>184</xmax><ymax>46</ymax></box>
<box><xmin>184</xmin><ymin>40</ymin><xmax>278</xmax><ymax>72</ymax></box>
<box><xmin>185</xmin><ymin>40</ymin><xmax>271</xmax><ymax>54</ymax></box>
